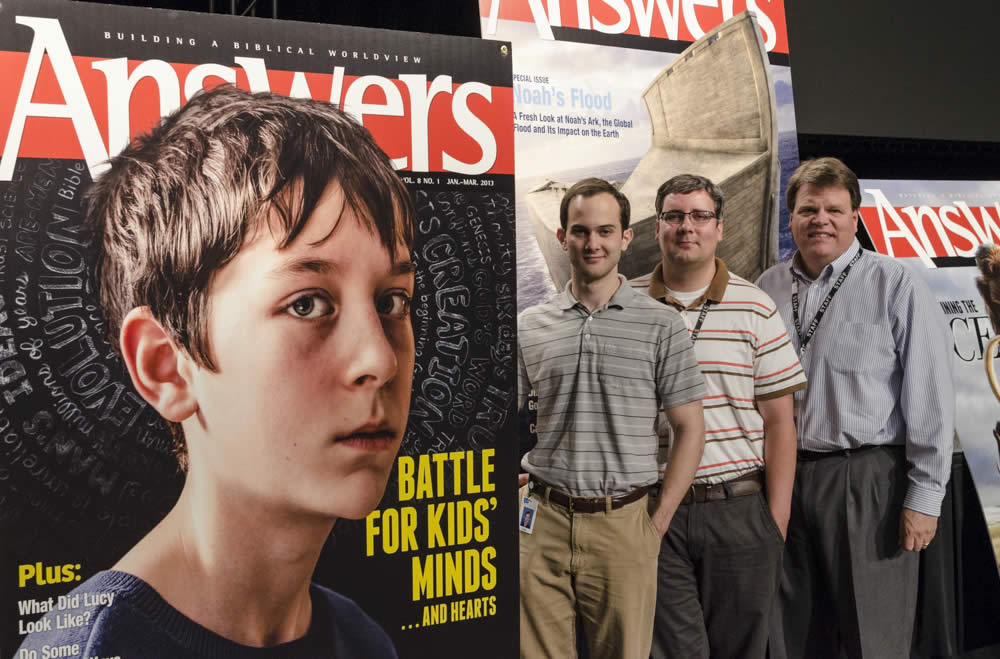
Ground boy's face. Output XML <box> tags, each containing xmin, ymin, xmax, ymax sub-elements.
<box><xmin>184</xmin><ymin>181</ymin><xmax>414</xmax><ymax>521</ymax></box>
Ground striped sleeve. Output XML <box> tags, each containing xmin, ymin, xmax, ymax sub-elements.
<box><xmin>753</xmin><ymin>295</ymin><xmax>807</xmax><ymax>400</ymax></box>
<box><xmin>656</xmin><ymin>312</ymin><xmax>706</xmax><ymax>409</ymax></box>
<box><xmin>894</xmin><ymin>266</ymin><xmax>954</xmax><ymax>515</ymax></box>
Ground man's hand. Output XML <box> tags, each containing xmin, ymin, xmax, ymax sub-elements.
<box><xmin>649</xmin><ymin>508</ymin><xmax>671</xmax><ymax>539</ymax></box>
<box><xmin>518</xmin><ymin>473</ymin><xmax>530</xmax><ymax>488</ymax></box>
<box><xmin>758</xmin><ymin>394</ymin><xmax>796</xmax><ymax>542</ymax></box>
<box><xmin>900</xmin><ymin>508</ymin><xmax>938</xmax><ymax>552</ymax></box>
<box><xmin>651</xmin><ymin>399</ymin><xmax>704</xmax><ymax>542</ymax></box>
<box><xmin>770</xmin><ymin>507</ymin><xmax>790</xmax><ymax>541</ymax></box>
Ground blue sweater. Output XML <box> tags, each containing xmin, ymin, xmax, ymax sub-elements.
<box><xmin>16</xmin><ymin>570</ymin><xmax>397</xmax><ymax>658</ymax></box>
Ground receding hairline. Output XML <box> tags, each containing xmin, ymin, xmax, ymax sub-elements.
<box><xmin>785</xmin><ymin>157</ymin><xmax>860</xmax><ymax>212</ymax></box>
<box><xmin>789</xmin><ymin>181</ymin><xmax>856</xmax><ymax>211</ymax></box>
<box><xmin>564</xmin><ymin>191</ymin><xmax>625</xmax><ymax>227</ymax></box>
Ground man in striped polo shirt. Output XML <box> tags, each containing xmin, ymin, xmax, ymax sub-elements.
<box><xmin>518</xmin><ymin>177</ymin><xmax>706</xmax><ymax>659</ymax></box>
<box><xmin>632</xmin><ymin>174</ymin><xmax>806</xmax><ymax>658</ymax></box>
<box><xmin>756</xmin><ymin>158</ymin><xmax>954</xmax><ymax>658</ymax></box>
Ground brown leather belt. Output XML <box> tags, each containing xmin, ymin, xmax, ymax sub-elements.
<box><xmin>679</xmin><ymin>470</ymin><xmax>763</xmax><ymax>504</ymax></box>
<box><xmin>529</xmin><ymin>476</ymin><xmax>648</xmax><ymax>513</ymax></box>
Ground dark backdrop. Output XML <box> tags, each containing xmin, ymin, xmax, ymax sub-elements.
<box><xmin>80</xmin><ymin>0</ymin><xmax>1000</xmax><ymax>178</ymax></box>
<box><xmin>784</xmin><ymin>0</ymin><xmax>1000</xmax><ymax>179</ymax></box>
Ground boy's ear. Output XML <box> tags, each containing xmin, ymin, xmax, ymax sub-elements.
<box><xmin>120</xmin><ymin>307</ymin><xmax>198</xmax><ymax>423</ymax></box>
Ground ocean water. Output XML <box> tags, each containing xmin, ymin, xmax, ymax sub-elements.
<box><xmin>515</xmin><ymin>181</ymin><xmax>557</xmax><ymax>313</ymax></box>
<box><xmin>777</xmin><ymin>131</ymin><xmax>800</xmax><ymax>263</ymax></box>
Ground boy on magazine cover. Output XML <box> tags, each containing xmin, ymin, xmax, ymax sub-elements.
<box><xmin>16</xmin><ymin>85</ymin><xmax>413</xmax><ymax>658</ymax></box>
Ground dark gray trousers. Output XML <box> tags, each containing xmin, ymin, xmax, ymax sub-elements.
<box><xmin>770</xmin><ymin>446</ymin><xmax>918</xmax><ymax>659</ymax></box>
<box><xmin>650</xmin><ymin>490</ymin><xmax>785</xmax><ymax>659</ymax></box>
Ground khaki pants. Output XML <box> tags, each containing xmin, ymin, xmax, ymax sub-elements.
<box><xmin>519</xmin><ymin>485</ymin><xmax>660</xmax><ymax>659</ymax></box>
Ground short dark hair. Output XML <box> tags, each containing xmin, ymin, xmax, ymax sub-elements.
<box><xmin>786</xmin><ymin>157</ymin><xmax>861</xmax><ymax>212</ymax></box>
<box><xmin>559</xmin><ymin>177</ymin><xmax>630</xmax><ymax>230</ymax></box>
<box><xmin>87</xmin><ymin>85</ymin><xmax>415</xmax><ymax>465</ymax></box>
<box><xmin>654</xmin><ymin>174</ymin><xmax>724</xmax><ymax>220</ymax></box>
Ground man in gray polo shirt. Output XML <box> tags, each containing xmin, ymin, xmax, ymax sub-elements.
<box><xmin>518</xmin><ymin>177</ymin><xmax>706</xmax><ymax>659</ymax></box>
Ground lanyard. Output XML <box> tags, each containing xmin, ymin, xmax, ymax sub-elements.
<box><xmin>791</xmin><ymin>248</ymin><xmax>863</xmax><ymax>356</ymax></box>
<box><xmin>689</xmin><ymin>300</ymin><xmax>713</xmax><ymax>342</ymax></box>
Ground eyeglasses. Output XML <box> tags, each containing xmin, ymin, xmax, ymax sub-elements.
<box><xmin>658</xmin><ymin>210</ymin><xmax>717</xmax><ymax>225</ymax></box>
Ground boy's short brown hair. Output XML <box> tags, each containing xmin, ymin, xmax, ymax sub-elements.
<box><xmin>87</xmin><ymin>85</ymin><xmax>416</xmax><ymax>463</ymax></box>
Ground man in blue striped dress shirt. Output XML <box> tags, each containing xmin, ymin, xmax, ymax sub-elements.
<box><xmin>756</xmin><ymin>157</ymin><xmax>955</xmax><ymax>658</ymax></box>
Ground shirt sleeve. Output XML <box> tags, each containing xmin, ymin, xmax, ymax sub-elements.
<box><xmin>893</xmin><ymin>270</ymin><xmax>955</xmax><ymax>516</ymax></box>
<box><xmin>656</xmin><ymin>311</ymin><xmax>706</xmax><ymax>409</ymax></box>
<box><xmin>754</xmin><ymin>295</ymin><xmax>807</xmax><ymax>400</ymax></box>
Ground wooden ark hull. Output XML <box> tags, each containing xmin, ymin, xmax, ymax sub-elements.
<box><xmin>524</xmin><ymin>11</ymin><xmax>780</xmax><ymax>290</ymax></box>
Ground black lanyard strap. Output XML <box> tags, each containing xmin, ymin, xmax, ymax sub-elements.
<box><xmin>689</xmin><ymin>300</ymin><xmax>713</xmax><ymax>342</ymax></box>
<box><xmin>791</xmin><ymin>248</ymin><xmax>863</xmax><ymax>356</ymax></box>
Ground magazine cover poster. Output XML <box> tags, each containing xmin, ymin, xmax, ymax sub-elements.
<box><xmin>479</xmin><ymin>0</ymin><xmax>798</xmax><ymax>310</ymax></box>
<box><xmin>857</xmin><ymin>179</ymin><xmax>1000</xmax><ymax>573</ymax></box>
<box><xmin>0</xmin><ymin>1</ymin><xmax>517</xmax><ymax>657</ymax></box>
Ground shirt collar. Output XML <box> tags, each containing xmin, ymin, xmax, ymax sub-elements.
<box><xmin>554</xmin><ymin>281</ymin><xmax>578</xmax><ymax>310</ymax></box>
<box><xmin>556</xmin><ymin>274</ymin><xmax>631</xmax><ymax>311</ymax></box>
<box><xmin>606</xmin><ymin>274</ymin><xmax>632</xmax><ymax>308</ymax></box>
<box><xmin>790</xmin><ymin>237</ymin><xmax>862</xmax><ymax>283</ymax></box>
<box><xmin>705</xmin><ymin>258</ymin><xmax>729</xmax><ymax>302</ymax></box>
<box><xmin>650</xmin><ymin>258</ymin><xmax>729</xmax><ymax>309</ymax></box>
